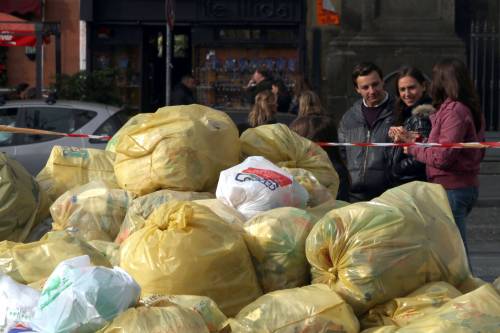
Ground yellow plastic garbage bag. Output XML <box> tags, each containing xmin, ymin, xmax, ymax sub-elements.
<box><xmin>88</xmin><ymin>240</ymin><xmax>120</xmax><ymax>266</ymax></box>
<box><xmin>141</xmin><ymin>294</ymin><xmax>227</xmax><ymax>333</ymax></box>
<box><xmin>394</xmin><ymin>284</ymin><xmax>500</xmax><ymax>332</ymax></box>
<box><xmin>228</xmin><ymin>284</ymin><xmax>359</xmax><ymax>333</ymax></box>
<box><xmin>106</xmin><ymin>113</ymin><xmax>155</xmax><ymax>153</ymax></box>
<box><xmin>362</xmin><ymin>327</ymin><xmax>398</xmax><ymax>333</ymax></box>
<box><xmin>0</xmin><ymin>231</ymin><xmax>110</xmax><ymax>284</ymax></box>
<box><xmin>494</xmin><ymin>277</ymin><xmax>500</xmax><ymax>294</ymax></box>
<box><xmin>119</xmin><ymin>201</ymin><xmax>262</xmax><ymax>316</ymax></box>
<box><xmin>361</xmin><ymin>282</ymin><xmax>462</xmax><ymax>329</ymax></box>
<box><xmin>194</xmin><ymin>199</ymin><xmax>246</xmax><ymax>228</ymax></box>
<box><xmin>283</xmin><ymin>167</ymin><xmax>334</xmax><ymax>207</ymax></box>
<box><xmin>97</xmin><ymin>304</ymin><xmax>209</xmax><ymax>333</ymax></box>
<box><xmin>115</xmin><ymin>189</ymin><xmax>213</xmax><ymax>244</ymax></box>
<box><xmin>0</xmin><ymin>153</ymin><xmax>51</xmax><ymax>242</ymax></box>
<box><xmin>458</xmin><ymin>275</ymin><xmax>488</xmax><ymax>293</ymax></box>
<box><xmin>306</xmin><ymin>182</ymin><xmax>471</xmax><ymax>315</ymax></box>
<box><xmin>243</xmin><ymin>207</ymin><xmax>316</xmax><ymax>293</ymax></box>
<box><xmin>306</xmin><ymin>198</ymin><xmax>349</xmax><ymax>222</ymax></box>
<box><xmin>240</xmin><ymin>124</ymin><xmax>339</xmax><ymax>198</ymax></box>
<box><xmin>50</xmin><ymin>180</ymin><xmax>135</xmax><ymax>242</ymax></box>
<box><xmin>36</xmin><ymin>146</ymin><xmax>117</xmax><ymax>201</ymax></box>
<box><xmin>113</xmin><ymin>105</ymin><xmax>240</xmax><ymax>195</ymax></box>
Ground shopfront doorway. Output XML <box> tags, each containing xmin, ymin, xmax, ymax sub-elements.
<box><xmin>142</xmin><ymin>26</ymin><xmax>165</xmax><ymax>112</ymax></box>
<box><xmin>141</xmin><ymin>25</ymin><xmax>192</xmax><ymax>112</ymax></box>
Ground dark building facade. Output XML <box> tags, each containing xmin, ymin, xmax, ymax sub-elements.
<box><xmin>80</xmin><ymin>0</ymin><xmax>500</xmax><ymax>131</ymax></box>
<box><xmin>80</xmin><ymin>0</ymin><xmax>305</xmax><ymax>113</ymax></box>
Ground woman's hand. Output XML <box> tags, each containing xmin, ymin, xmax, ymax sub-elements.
<box><xmin>389</xmin><ymin>126</ymin><xmax>420</xmax><ymax>143</ymax></box>
<box><xmin>389</xmin><ymin>126</ymin><xmax>404</xmax><ymax>142</ymax></box>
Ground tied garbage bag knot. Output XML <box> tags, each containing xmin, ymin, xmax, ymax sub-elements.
<box><xmin>153</xmin><ymin>202</ymin><xmax>193</xmax><ymax>231</ymax></box>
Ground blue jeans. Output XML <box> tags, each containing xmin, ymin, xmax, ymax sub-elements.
<box><xmin>446</xmin><ymin>187</ymin><xmax>478</xmax><ymax>254</ymax></box>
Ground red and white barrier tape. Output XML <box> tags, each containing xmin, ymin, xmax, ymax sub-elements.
<box><xmin>64</xmin><ymin>133</ymin><xmax>112</xmax><ymax>140</ymax></box>
<box><xmin>317</xmin><ymin>141</ymin><xmax>500</xmax><ymax>149</ymax></box>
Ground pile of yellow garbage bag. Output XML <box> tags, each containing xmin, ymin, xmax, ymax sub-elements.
<box><xmin>115</xmin><ymin>189</ymin><xmax>213</xmax><ymax>244</ymax></box>
<box><xmin>243</xmin><ymin>207</ymin><xmax>316</xmax><ymax>292</ymax></box>
<box><xmin>36</xmin><ymin>146</ymin><xmax>117</xmax><ymax>201</ymax></box>
<box><xmin>50</xmin><ymin>180</ymin><xmax>135</xmax><ymax>242</ymax></box>
<box><xmin>113</xmin><ymin>105</ymin><xmax>240</xmax><ymax>195</ymax></box>
<box><xmin>240</xmin><ymin>124</ymin><xmax>339</xmax><ymax>198</ymax></box>
<box><xmin>228</xmin><ymin>284</ymin><xmax>360</xmax><ymax>333</ymax></box>
<box><xmin>1</xmin><ymin>103</ymin><xmax>497</xmax><ymax>333</ymax></box>
<box><xmin>305</xmin><ymin>182</ymin><xmax>471</xmax><ymax>315</ymax></box>
<box><xmin>0</xmin><ymin>231</ymin><xmax>110</xmax><ymax>285</ymax></box>
<box><xmin>119</xmin><ymin>200</ymin><xmax>262</xmax><ymax>316</ymax></box>
<box><xmin>0</xmin><ymin>153</ymin><xmax>51</xmax><ymax>242</ymax></box>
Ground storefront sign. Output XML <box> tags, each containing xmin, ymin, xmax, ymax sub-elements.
<box><xmin>316</xmin><ymin>0</ymin><xmax>340</xmax><ymax>26</ymax></box>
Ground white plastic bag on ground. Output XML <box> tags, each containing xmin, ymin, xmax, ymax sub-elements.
<box><xmin>216</xmin><ymin>156</ymin><xmax>309</xmax><ymax>219</ymax></box>
<box><xmin>0</xmin><ymin>275</ymin><xmax>40</xmax><ymax>333</ymax></box>
<box><xmin>30</xmin><ymin>255</ymin><xmax>140</xmax><ymax>333</ymax></box>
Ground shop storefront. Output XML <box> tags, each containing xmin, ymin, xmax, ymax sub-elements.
<box><xmin>81</xmin><ymin>0</ymin><xmax>305</xmax><ymax>112</ymax></box>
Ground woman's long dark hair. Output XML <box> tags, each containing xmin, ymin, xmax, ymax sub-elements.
<box><xmin>431</xmin><ymin>58</ymin><xmax>482</xmax><ymax>131</ymax></box>
<box><xmin>394</xmin><ymin>66</ymin><xmax>429</xmax><ymax>125</ymax></box>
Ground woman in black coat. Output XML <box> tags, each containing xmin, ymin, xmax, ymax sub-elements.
<box><xmin>388</xmin><ymin>66</ymin><xmax>432</xmax><ymax>186</ymax></box>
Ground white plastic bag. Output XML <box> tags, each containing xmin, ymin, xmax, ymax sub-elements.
<box><xmin>30</xmin><ymin>255</ymin><xmax>140</xmax><ymax>333</ymax></box>
<box><xmin>216</xmin><ymin>156</ymin><xmax>309</xmax><ymax>219</ymax></box>
<box><xmin>0</xmin><ymin>275</ymin><xmax>40</xmax><ymax>333</ymax></box>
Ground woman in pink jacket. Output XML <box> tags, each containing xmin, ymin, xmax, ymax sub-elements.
<box><xmin>397</xmin><ymin>58</ymin><xmax>485</xmax><ymax>251</ymax></box>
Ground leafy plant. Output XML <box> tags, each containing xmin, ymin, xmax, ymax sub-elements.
<box><xmin>53</xmin><ymin>68</ymin><xmax>122</xmax><ymax>106</ymax></box>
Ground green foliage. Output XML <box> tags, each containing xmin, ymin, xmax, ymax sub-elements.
<box><xmin>54</xmin><ymin>68</ymin><xmax>122</xmax><ymax>106</ymax></box>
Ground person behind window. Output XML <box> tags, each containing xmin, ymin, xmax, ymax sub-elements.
<box><xmin>397</xmin><ymin>58</ymin><xmax>485</xmax><ymax>252</ymax></box>
<box><xmin>171</xmin><ymin>75</ymin><xmax>197</xmax><ymax>106</ymax></box>
<box><xmin>243</xmin><ymin>67</ymin><xmax>273</xmax><ymax>106</ymax></box>
<box><xmin>337</xmin><ymin>62</ymin><xmax>395</xmax><ymax>202</ymax></box>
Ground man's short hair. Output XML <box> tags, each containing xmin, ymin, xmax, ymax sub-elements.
<box><xmin>351</xmin><ymin>62</ymin><xmax>384</xmax><ymax>87</ymax></box>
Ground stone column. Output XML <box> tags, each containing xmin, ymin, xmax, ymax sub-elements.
<box><xmin>324</xmin><ymin>0</ymin><xmax>465</xmax><ymax>124</ymax></box>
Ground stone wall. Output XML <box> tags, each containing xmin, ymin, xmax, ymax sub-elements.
<box><xmin>308</xmin><ymin>0</ymin><xmax>467</xmax><ymax>124</ymax></box>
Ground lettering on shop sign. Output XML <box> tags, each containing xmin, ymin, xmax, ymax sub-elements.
<box><xmin>235</xmin><ymin>168</ymin><xmax>292</xmax><ymax>191</ymax></box>
<box><xmin>200</xmin><ymin>0</ymin><xmax>300</xmax><ymax>22</ymax></box>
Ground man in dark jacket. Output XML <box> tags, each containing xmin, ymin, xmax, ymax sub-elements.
<box><xmin>171</xmin><ymin>75</ymin><xmax>197</xmax><ymax>105</ymax></box>
<box><xmin>338</xmin><ymin>62</ymin><xmax>395</xmax><ymax>202</ymax></box>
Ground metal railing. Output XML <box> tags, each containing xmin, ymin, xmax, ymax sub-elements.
<box><xmin>468</xmin><ymin>20</ymin><xmax>499</xmax><ymax>131</ymax></box>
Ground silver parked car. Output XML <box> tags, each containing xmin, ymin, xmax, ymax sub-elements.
<box><xmin>0</xmin><ymin>99</ymin><xmax>130</xmax><ymax>175</ymax></box>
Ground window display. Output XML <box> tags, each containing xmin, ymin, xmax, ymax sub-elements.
<box><xmin>194</xmin><ymin>47</ymin><xmax>299</xmax><ymax>111</ymax></box>
<box><xmin>92</xmin><ymin>45</ymin><xmax>141</xmax><ymax>111</ymax></box>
